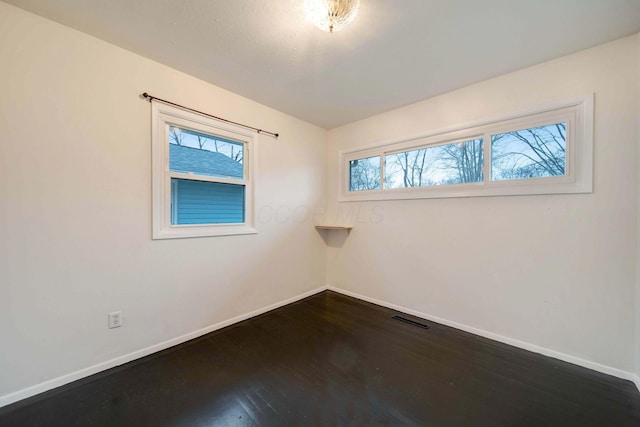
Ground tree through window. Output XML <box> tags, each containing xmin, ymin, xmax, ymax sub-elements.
<box><xmin>491</xmin><ymin>123</ymin><xmax>566</xmax><ymax>181</ymax></box>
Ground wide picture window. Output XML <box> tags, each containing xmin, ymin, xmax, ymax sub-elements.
<box><xmin>340</xmin><ymin>96</ymin><xmax>593</xmax><ymax>201</ymax></box>
<box><xmin>152</xmin><ymin>101</ymin><xmax>256</xmax><ymax>239</ymax></box>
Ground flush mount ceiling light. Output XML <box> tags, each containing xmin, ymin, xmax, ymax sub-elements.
<box><xmin>305</xmin><ymin>0</ymin><xmax>360</xmax><ymax>33</ymax></box>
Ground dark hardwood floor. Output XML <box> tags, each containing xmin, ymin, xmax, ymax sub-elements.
<box><xmin>1</xmin><ymin>291</ymin><xmax>639</xmax><ymax>426</ymax></box>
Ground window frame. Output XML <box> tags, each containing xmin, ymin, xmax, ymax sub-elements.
<box><xmin>151</xmin><ymin>101</ymin><xmax>257</xmax><ymax>239</ymax></box>
<box><xmin>339</xmin><ymin>95</ymin><xmax>593</xmax><ymax>202</ymax></box>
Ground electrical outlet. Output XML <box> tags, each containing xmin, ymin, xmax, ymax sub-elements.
<box><xmin>108</xmin><ymin>311</ymin><xmax>123</xmax><ymax>329</ymax></box>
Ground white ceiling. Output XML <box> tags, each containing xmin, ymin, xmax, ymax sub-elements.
<box><xmin>5</xmin><ymin>0</ymin><xmax>640</xmax><ymax>128</ymax></box>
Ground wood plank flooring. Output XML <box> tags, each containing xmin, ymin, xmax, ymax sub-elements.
<box><xmin>1</xmin><ymin>291</ymin><xmax>639</xmax><ymax>426</ymax></box>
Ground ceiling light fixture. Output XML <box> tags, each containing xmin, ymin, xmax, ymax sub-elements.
<box><xmin>305</xmin><ymin>0</ymin><xmax>360</xmax><ymax>33</ymax></box>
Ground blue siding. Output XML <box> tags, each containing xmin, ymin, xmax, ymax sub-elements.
<box><xmin>171</xmin><ymin>178</ymin><xmax>245</xmax><ymax>225</ymax></box>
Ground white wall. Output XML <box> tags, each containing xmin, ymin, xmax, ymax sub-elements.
<box><xmin>327</xmin><ymin>35</ymin><xmax>640</xmax><ymax>373</ymax></box>
<box><xmin>0</xmin><ymin>2</ymin><xmax>327</xmax><ymax>400</ymax></box>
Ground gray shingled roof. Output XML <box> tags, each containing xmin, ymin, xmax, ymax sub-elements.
<box><xmin>170</xmin><ymin>144</ymin><xmax>243</xmax><ymax>178</ymax></box>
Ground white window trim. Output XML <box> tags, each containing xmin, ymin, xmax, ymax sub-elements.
<box><xmin>151</xmin><ymin>101</ymin><xmax>257</xmax><ymax>239</ymax></box>
<box><xmin>339</xmin><ymin>94</ymin><xmax>594</xmax><ymax>202</ymax></box>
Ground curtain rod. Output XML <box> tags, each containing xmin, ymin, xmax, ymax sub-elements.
<box><xmin>141</xmin><ymin>92</ymin><xmax>279</xmax><ymax>139</ymax></box>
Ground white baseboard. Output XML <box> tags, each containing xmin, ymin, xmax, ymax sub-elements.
<box><xmin>327</xmin><ymin>286</ymin><xmax>640</xmax><ymax>388</ymax></box>
<box><xmin>2</xmin><ymin>285</ymin><xmax>638</xmax><ymax>409</ymax></box>
<box><xmin>0</xmin><ymin>286</ymin><xmax>327</xmax><ymax>409</ymax></box>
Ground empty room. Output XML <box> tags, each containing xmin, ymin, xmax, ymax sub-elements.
<box><xmin>1</xmin><ymin>0</ymin><xmax>640</xmax><ymax>425</ymax></box>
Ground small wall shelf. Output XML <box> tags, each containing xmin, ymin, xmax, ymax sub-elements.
<box><xmin>314</xmin><ymin>225</ymin><xmax>352</xmax><ymax>231</ymax></box>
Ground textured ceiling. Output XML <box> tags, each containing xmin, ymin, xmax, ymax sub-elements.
<box><xmin>5</xmin><ymin>0</ymin><xmax>640</xmax><ymax>128</ymax></box>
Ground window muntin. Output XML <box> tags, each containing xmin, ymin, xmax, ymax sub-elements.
<box><xmin>385</xmin><ymin>139</ymin><xmax>483</xmax><ymax>189</ymax></box>
<box><xmin>491</xmin><ymin>123</ymin><xmax>566</xmax><ymax>181</ymax></box>
<box><xmin>152</xmin><ymin>101</ymin><xmax>256</xmax><ymax>239</ymax></box>
<box><xmin>339</xmin><ymin>96</ymin><xmax>593</xmax><ymax>201</ymax></box>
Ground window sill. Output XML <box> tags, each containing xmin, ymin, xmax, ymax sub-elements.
<box><xmin>153</xmin><ymin>225</ymin><xmax>257</xmax><ymax>240</ymax></box>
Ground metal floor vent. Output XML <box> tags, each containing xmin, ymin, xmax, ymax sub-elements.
<box><xmin>392</xmin><ymin>315</ymin><xmax>430</xmax><ymax>329</ymax></box>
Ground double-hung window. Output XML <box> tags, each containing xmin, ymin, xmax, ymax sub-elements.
<box><xmin>152</xmin><ymin>101</ymin><xmax>256</xmax><ymax>239</ymax></box>
<box><xmin>340</xmin><ymin>95</ymin><xmax>593</xmax><ymax>201</ymax></box>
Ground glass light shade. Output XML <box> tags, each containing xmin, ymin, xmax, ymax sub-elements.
<box><xmin>305</xmin><ymin>0</ymin><xmax>360</xmax><ymax>33</ymax></box>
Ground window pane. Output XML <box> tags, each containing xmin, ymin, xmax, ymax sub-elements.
<box><xmin>171</xmin><ymin>178</ymin><xmax>245</xmax><ymax>225</ymax></box>
<box><xmin>491</xmin><ymin>123</ymin><xmax>566</xmax><ymax>181</ymax></box>
<box><xmin>385</xmin><ymin>139</ymin><xmax>483</xmax><ymax>188</ymax></box>
<box><xmin>169</xmin><ymin>126</ymin><xmax>244</xmax><ymax>179</ymax></box>
<box><xmin>349</xmin><ymin>156</ymin><xmax>381</xmax><ymax>191</ymax></box>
